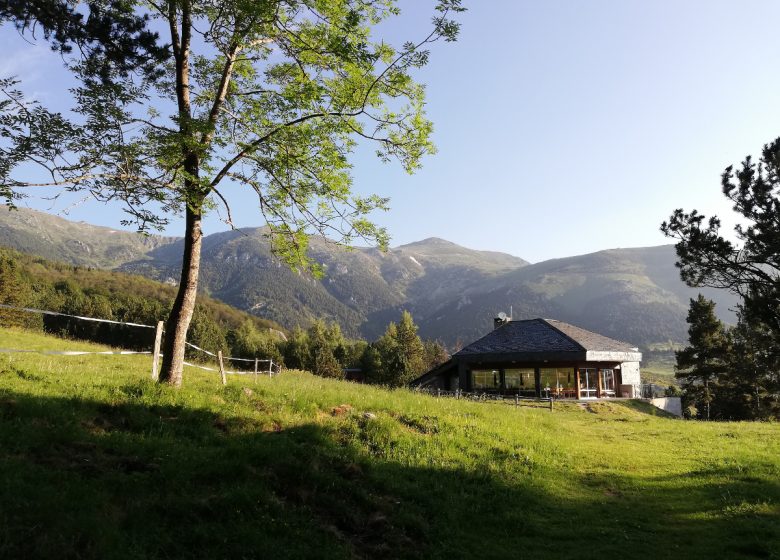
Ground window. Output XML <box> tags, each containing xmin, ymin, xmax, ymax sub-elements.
<box><xmin>540</xmin><ymin>367</ymin><xmax>575</xmax><ymax>398</ymax></box>
<box><xmin>472</xmin><ymin>369</ymin><xmax>500</xmax><ymax>390</ymax></box>
<box><xmin>505</xmin><ymin>368</ymin><xmax>535</xmax><ymax>396</ymax></box>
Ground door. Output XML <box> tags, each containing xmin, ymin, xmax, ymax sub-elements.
<box><xmin>579</xmin><ymin>368</ymin><xmax>597</xmax><ymax>399</ymax></box>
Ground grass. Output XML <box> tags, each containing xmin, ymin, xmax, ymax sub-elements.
<box><xmin>1</xmin><ymin>328</ymin><xmax>779</xmax><ymax>559</ymax></box>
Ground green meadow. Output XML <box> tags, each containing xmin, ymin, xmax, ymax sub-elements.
<box><xmin>0</xmin><ymin>328</ymin><xmax>778</xmax><ymax>559</ymax></box>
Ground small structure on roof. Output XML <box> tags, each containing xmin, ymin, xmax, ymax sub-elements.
<box><xmin>412</xmin><ymin>317</ymin><xmax>642</xmax><ymax>399</ymax></box>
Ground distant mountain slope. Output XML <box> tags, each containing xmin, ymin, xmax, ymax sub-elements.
<box><xmin>417</xmin><ymin>246</ymin><xmax>739</xmax><ymax>346</ymax></box>
<box><xmin>119</xmin><ymin>229</ymin><xmax>529</xmax><ymax>338</ymax></box>
<box><xmin>0</xmin><ymin>208</ymin><xmax>739</xmax><ymax>347</ymax></box>
<box><xmin>0</xmin><ymin>206</ymin><xmax>178</xmax><ymax>268</ymax></box>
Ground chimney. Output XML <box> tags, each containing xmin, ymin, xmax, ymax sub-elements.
<box><xmin>493</xmin><ymin>313</ymin><xmax>510</xmax><ymax>329</ymax></box>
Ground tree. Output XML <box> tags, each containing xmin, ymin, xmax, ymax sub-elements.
<box><xmin>0</xmin><ymin>0</ymin><xmax>166</xmax><ymax>80</ymax></box>
<box><xmin>367</xmin><ymin>310</ymin><xmax>425</xmax><ymax>386</ymax></box>
<box><xmin>422</xmin><ymin>338</ymin><xmax>449</xmax><ymax>372</ymax></box>
<box><xmin>228</xmin><ymin>319</ymin><xmax>283</xmax><ymax>364</ymax></box>
<box><xmin>723</xmin><ymin>308</ymin><xmax>780</xmax><ymax>419</ymax></box>
<box><xmin>0</xmin><ymin>253</ymin><xmax>33</xmax><ymax>327</ymax></box>
<box><xmin>661</xmin><ymin>138</ymin><xmax>780</xmax><ymax>333</ymax></box>
<box><xmin>662</xmin><ymin>138</ymin><xmax>780</xmax><ymax>418</ymax></box>
<box><xmin>307</xmin><ymin>320</ymin><xmax>342</xmax><ymax>379</ymax></box>
<box><xmin>1</xmin><ymin>0</ymin><xmax>464</xmax><ymax>386</ymax></box>
<box><xmin>283</xmin><ymin>326</ymin><xmax>310</xmax><ymax>370</ymax></box>
<box><xmin>394</xmin><ymin>310</ymin><xmax>425</xmax><ymax>382</ymax></box>
<box><xmin>675</xmin><ymin>295</ymin><xmax>730</xmax><ymax>420</ymax></box>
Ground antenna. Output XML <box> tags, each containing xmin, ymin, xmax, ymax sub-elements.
<box><xmin>510</xmin><ymin>305</ymin><xmax>513</xmax><ymax>319</ymax></box>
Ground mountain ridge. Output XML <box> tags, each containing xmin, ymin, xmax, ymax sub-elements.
<box><xmin>0</xmin><ymin>206</ymin><xmax>739</xmax><ymax>346</ymax></box>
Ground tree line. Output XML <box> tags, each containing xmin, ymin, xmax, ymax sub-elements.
<box><xmin>0</xmin><ymin>248</ymin><xmax>447</xmax><ymax>385</ymax></box>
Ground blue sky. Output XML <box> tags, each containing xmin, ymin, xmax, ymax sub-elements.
<box><xmin>3</xmin><ymin>0</ymin><xmax>780</xmax><ymax>263</ymax></box>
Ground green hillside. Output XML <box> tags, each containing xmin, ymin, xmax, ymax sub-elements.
<box><xmin>1</xmin><ymin>329</ymin><xmax>777</xmax><ymax>559</ymax></box>
<box><xmin>0</xmin><ymin>247</ymin><xmax>287</xmax><ymax>356</ymax></box>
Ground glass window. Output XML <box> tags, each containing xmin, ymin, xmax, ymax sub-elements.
<box><xmin>472</xmin><ymin>369</ymin><xmax>500</xmax><ymax>390</ymax></box>
<box><xmin>541</xmin><ymin>367</ymin><xmax>575</xmax><ymax>397</ymax></box>
<box><xmin>505</xmin><ymin>368</ymin><xmax>535</xmax><ymax>395</ymax></box>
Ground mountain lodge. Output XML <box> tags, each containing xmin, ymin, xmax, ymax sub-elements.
<box><xmin>412</xmin><ymin>317</ymin><xmax>642</xmax><ymax>399</ymax></box>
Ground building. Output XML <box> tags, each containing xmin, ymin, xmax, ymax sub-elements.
<box><xmin>411</xmin><ymin>317</ymin><xmax>642</xmax><ymax>399</ymax></box>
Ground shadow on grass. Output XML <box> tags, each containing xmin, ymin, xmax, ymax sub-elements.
<box><xmin>0</xmin><ymin>387</ymin><xmax>777</xmax><ymax>560</ymax></box>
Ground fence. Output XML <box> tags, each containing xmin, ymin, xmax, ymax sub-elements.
<box><xmin>0</xmin><ymin>304</ymin><xmax>281</xmax><ymax>384</ymax></box>
<box><xmin>420</xmin><ymin>388</ymin><xmax>555</xmax><ymax>411</ymax></box>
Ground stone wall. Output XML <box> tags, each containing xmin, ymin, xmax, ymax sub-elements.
<box><xmin>620</xmin><ymin>361</ymin><xmax>641</xmax><ymax>386</ymax></box>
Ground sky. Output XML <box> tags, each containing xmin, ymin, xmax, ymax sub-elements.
<box><xmin>3</xmin><ymin>0</ymin><xmax>780</xmax><ymax>263</ymax></box>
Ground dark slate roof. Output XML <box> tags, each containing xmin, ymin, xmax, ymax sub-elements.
<box><xmin>453</xmin><ymin>318</ymin><xmax>637</xmax><ymax>357</ymax></box>
<box><xmin>543</xmin><ymin>319</ymin><xmax>638</xmax><ymax>352</ymax></box>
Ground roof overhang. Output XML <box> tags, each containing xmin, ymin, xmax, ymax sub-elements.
<box><xmin>455</xmin><ymin>351</ymin><xmax>587</xmax><ymax>364</ymax></box>
<box><xmin>455</xmin><ymin>350</ymin><xmax>642</xmax><ymax>364</ymax></box>
<box><xmin>410</xmin><ymin>359</ymin><xmax>458</xmax><ymax>387</ymax></box>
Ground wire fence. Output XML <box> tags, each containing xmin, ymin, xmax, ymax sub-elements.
<box><xmin>0</xmin><ymin>304</ymin><xmax>282</xmax><ymax>382</ymax></box>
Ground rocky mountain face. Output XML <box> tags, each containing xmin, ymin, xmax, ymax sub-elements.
<box><xmin>1</xmin><ymin>206</ymin><xmax>738</xmax><ymax>347</ymax></box>
<box><xmin>118</xmin><ymin>229</ymin><xmax>531</xmax><ymax>340</ymax></box>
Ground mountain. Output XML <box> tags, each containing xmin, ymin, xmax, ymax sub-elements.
<box><xmin>0</xmin><ymin>206</ymin><xmax>177</xmax><ymax>268</ymax></box>
<box><xmin>0</xmin><ymin>207</ymin><xmax>739</xmax><ymax>347</ymax></box>
<box><xmin>118</xmin><ymin>230</ymin><xmax>530</xmax><ymax>339</ymax></box>
<box><xmin>415</xmin><ymin>246</ymin><xmax>739</xmax><ymax>347</ymax></box>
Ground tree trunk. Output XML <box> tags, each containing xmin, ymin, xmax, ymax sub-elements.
<box><xmin>159</xmin><ymin>200</ymin><xmax>203</xmax><ymax>386</ymax></box>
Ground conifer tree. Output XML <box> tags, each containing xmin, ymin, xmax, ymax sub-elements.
<box><xmin>675</xmin><ymin>295</ymin><xmax>731</xmax><ymax>419</ymax></box>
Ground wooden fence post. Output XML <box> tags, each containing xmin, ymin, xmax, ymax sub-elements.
<box><xmin>515</xmin><ymin>395</ymin><xmax>519</xmax><ymax>408</ymax></box>
<box><xmin>151</xmin><ymin>320</ymin><xmax>163</xmax><ymax>380</ymax></box>
<box><xmin>268</xmin><ymin>360</ymin><xmax>273</xmax><ymax>378</ymax></box>
<box><xmin>549</xmin><ymin>397</ymin><xmax>553</xmax><ymax>412</ymax></box>
<box><xmin>217</xmin><ymin>350</ymin><xmax>227</xmax><ymax>386</ymax></box>
<box><xmin>254</xmin><ymin>358</ymin><xmax>259</xmax><ymax>384</ymax></box>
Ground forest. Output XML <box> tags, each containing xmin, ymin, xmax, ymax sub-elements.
<box><xmin>0</xmin><ymin>247</ymin><xmax>448</xmax><ymax>386</ymax></box>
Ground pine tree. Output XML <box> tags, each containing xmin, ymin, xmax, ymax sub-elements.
<box><xmin>423</xmin><ymin>339</ymin><xmax>449</xmax><ymax>372</ymax></box>
<box><xmin>675</xmin><ymin>295</ymin><xmax>731</xmax><ymax>419</ymax></box>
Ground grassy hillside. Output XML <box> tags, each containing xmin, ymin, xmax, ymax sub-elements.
<box><xmin>1</xmin><ymin>329</ymin><xmax>777</xmax><ymax>559</ymax></box>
